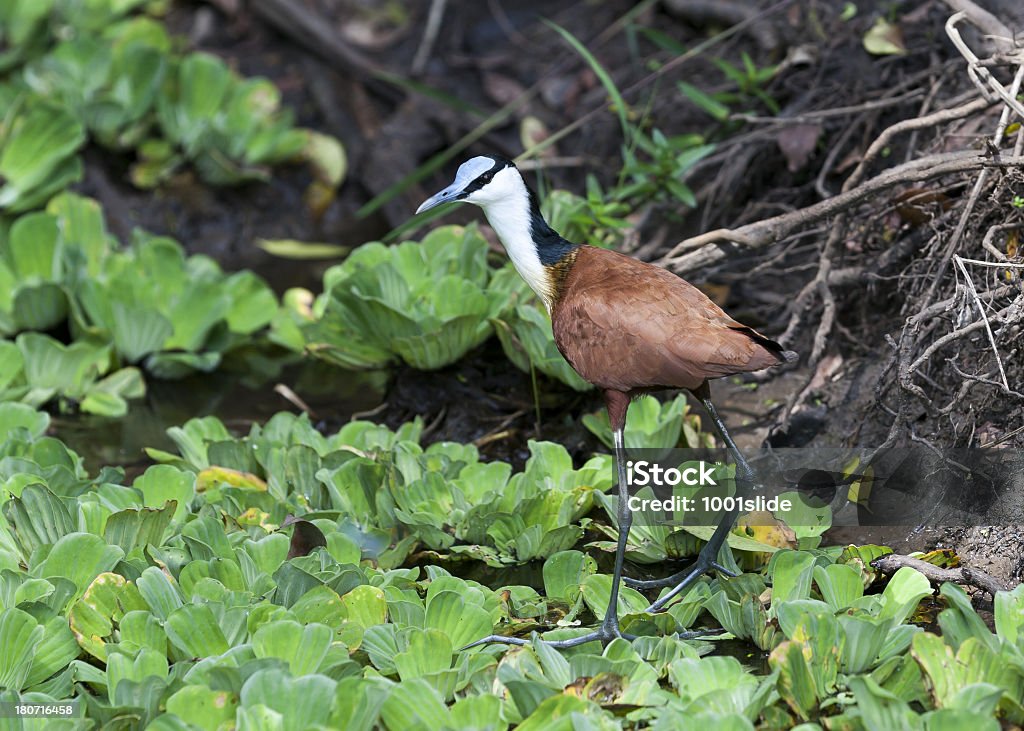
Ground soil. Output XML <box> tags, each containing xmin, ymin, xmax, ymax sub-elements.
<box><xmin>60</xmin><ymin>0</ymin><xmax>1024</xmax><ymax>588</ymax></box>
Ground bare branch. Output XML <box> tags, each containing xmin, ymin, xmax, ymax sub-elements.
<box><xmin>660</xmin><ymin>152</ymin><xmax>1024</xmax><ymax>273</ymax></box>
<box><xmin>872</xmin><ymin>552</ymin><xmax>1012</xmax><ymax>596</ymax></box>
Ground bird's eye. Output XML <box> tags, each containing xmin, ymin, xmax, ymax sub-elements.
<box><xmin>478</xmin><ymin>172</ymin><xmax>492</xmax><ymax>183</ymax></box>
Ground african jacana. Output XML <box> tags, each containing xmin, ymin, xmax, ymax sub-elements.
<box><xmin>416</xmin><ymin>155</ymin><xmax>794</xmax><ymax>647</ymax></box>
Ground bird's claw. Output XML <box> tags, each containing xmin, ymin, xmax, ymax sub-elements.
<box><xmin>461</xmin><ymin>625</ymin><xmax>726</xmax><ymax>651</ymax></box>
<box><xmin>625</xmin><ymin>560</ymin><xmax>738</xmax><ymax>589</ymax></box>
<box><xmin>644</xmin><ymin>555</ymin><xmax>738</xmax><ymax>614</ymax></box>
<box><xmin>461</xmin><ymin>620</ymin><xmax>635</xmax><ymax>651</ymax></box>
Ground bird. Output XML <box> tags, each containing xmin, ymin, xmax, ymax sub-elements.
<box><xmin>416</xmin><ymin>155</ymin><xmax>794</xmax><ymax>648</ymax></box>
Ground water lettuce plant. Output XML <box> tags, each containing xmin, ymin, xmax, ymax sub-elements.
<box><xmin>285</xmin><ymin>225</ymin><xmax>507</xmax><ymax>370</ymax></box>
<box><xmin>146</xmin><ymin>51</ymin><xmax>312</xmax><ymax>186</ymax></box>
<box><xmin>0</xmin><ymin>406</ymin><xmax>1022</xmax><ymax>728</ymax></box>
<box><xmin>0</xmin><ymin>334</ymin><xmax>144</xmax><ymax>417</ymax></box>
<box><xmin>281</xmin><ymin>223</ymin><xmax>607</xmax><ymax>388</ymax></box>
<box><xmin>0</xmin><ymin>355</ymin><xmax>1011</xmax><ymax>727</ymax></box>
<box><xmin>143</xmin><ymin>410</ymin><xmax>613</xmax><ymax>567</ymax></box>
<box><xmin>582</xmin><ymin>393</ymin><xmax>717</xmax><ymax>451</ymax></box>
<box><xmin>0</xmin><ymin>96</ymin><xmax>85</xmax><ymax>213</ymax></box>
<box><xmin>2</xmin><ymin>2</ymin><xmax>345</xmax><ymax>196</ymax></box>
<box><xmin>0</xmin><ymin>192</ymin><xmax>280</xmax><ymax>411</ymax></box>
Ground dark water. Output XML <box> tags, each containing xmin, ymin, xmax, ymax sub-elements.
<box><xmin>53</xmin><ymin>359</ymin><xmax>388</xmax><ymax>474</ymax></box>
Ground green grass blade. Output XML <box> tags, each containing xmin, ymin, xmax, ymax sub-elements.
<box><xmin>543</xmin><ymin>20</ymin><xmax>631</xmax><ymax>145</ymax></box>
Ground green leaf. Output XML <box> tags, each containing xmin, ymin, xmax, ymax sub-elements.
<box><xmin>135</xmin><ymin>566</ymin><xmax>184</xmax><ymax>621</ymax></box>
<box><xmin>379</xmin><ymin>677</ymin><xmax>451</xmax><ymax>731</ymax></box>
<box><xmin>847</xmin><ymin>675</ymin><xmax>921</xmax><ymax>731</ymax></box>
<box><xmin>580</xmin><ymin>574</ymin><xmax>648</xmax><ymax>621</ymax></box>
<box><xmin>879</xmin><ymin>567</ymin><xmax>932</xmax><ymax>626</ymax></box>
<box><xmin>2</xmin><ymin>483</ymin><xmax>75</xmax><ymax>559</ymax></box>
<box><xmin>424</xmin><ymin>589</ymin><xmax>492</xmax><ymax>649</ymax></box>
<box><xmin>103</xmin><ymin>502</ymin><xmax>176</xmax><ymax>553</ymax></box>
<box><xmin>8</xmin><ymin>211</ymin><xmax>59</xmax><ymax>280</ymax></box>
<box><xmin>394</xmin><ymin>627</ymin><xmax>453</xmax><ymax>680</ymax></box>
<box><xmin>938</xmin><ymin>582</ymin><xmax>997</xmax><ymax>653</ymax></box>
<box><xmin>240</xmin><ymin>669</ymin><xmax>336</xmax><ymax>730</ymax></box>
<box><xmin>678</xmin><ymin>81</ymin><xmax>731</xmax><ymax>121</ymax></box>
<box><xmin>24</xmin><ymin>613</ymin><xmax>80</xmax><ymax>687</ymax></box>
<box><xmin>341</xmin><ymin>584</ymin><xmax>387</xmax><ymax>629</ymax></box>
<box><xmin>79</xmin><ymin>389</ymin><xmax>127</xmax><ymax>417</ymax></box>
<box><xmin>0</xmin><ymin>607</ymin><xmax>44</xmax><ymax>691</ymax></box>
<box><xmin>542</xmin><ymin>550</ymin><xmax>597</xmax><ymax>603</ymax></box>
<box><xmin>770</xmin><ymin>550</ymin><xmax>817</xmax><ymax>611</ymax></box>
<box><xmin>16</xmin><ymin>332</ymin><xmax>108</xmax><ymax>397</ymax></box>
<box><xmin>165</xmin><ymin>603</ymin><xmax>229</xmax><ymax>657</ymax></box>
<box><xmin>838</xmin><ymin>613</ymin><xmax>893</xmax><ymax>673</ymax></box>
<box><xmin>0</xmin><ymin>399</ymin><xmax>48</xmax><ymax>438</ymax></box>
<box><xmin>252</xmin><ymin>620</ymin><xmax>332</xmax><ymax>676</ymax></box>
<box><xmin>106</xmin><ymin>647</ymin><xmax>168</xmax><ymax>698</ymax></box>
<box><xmin>165</xmin><ymin>684</ymin><xmax>238</xmax><ymax>731</ymax></box>
<box><xmin>258</xmin><ymin>237</ymin><xmax>350</xmax><ymax>258</ymax></box>
<box><xmin>995</xmin><ymin>583</ymin><xmax>1024</xmax><ymax>647</ymax></box>
<box><xmin>813</xmin><ymin>562</ymin><xmax>864</xmax><ymax>611</ymax></box>
<box><xmin>133</xmin><ymin>465</ymin><xmax>195</xmax><ymax>522</ymax></box>
<box><xmin>0</xmin><ymin>104</ymin><xmax>85</xmax><ymax>210</ymax></box>
<box><xmin>37</xmin><ymin>532</ymin><xmax>125</xmax><ymax>596</ymax></box>
<box><xmin>109</xmin><ymin>300</ymin><xmax>174</xmax><ymax>362</ymax></box>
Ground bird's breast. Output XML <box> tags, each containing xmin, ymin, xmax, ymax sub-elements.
<box><xmin>542</xmin><ymin>247</ymin><xmax>581</xmax><ymax>309</ymax></box>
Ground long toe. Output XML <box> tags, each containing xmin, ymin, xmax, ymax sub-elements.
<box><xmin>644</xmin><ymin>555</ymin><xmax>736</xmax><ymax>614</ymax></box>
<box><xmin>624</xmin><ymin>570</ymin><xmax>696</xmax><ymax>589</ymax></box>
<box><xmin>461</xmin><ymin>625</ymin><xmax>627</xmax><ymax>652</ymax></box>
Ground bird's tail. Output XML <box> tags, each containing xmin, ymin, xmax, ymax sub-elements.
<box><xmin>730</xmin><ymin>325</ymin><xmax>796</xmax><ymax>365</ymax></box>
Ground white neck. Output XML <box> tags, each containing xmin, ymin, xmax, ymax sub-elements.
<box><xmin>477</xmin><ymin>174</ymin><xmax>553</xmax><ymax>308</ymax></box>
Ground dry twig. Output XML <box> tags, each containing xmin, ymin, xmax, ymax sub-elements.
<box><xmin>872</xmin><ymin>552</ymin><xmax>1012</xmax><ymax>596</ymax></box>
<box><xmin>659</xmin><ymin>152</ymin><xmax>1024</xmax><ymax>272</ymax></box>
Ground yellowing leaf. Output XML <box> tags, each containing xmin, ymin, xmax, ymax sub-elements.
<box><xmin>196</xmin><ymin>466</ymin><xmax>267</xmax><ymax>492</ymax></box>
<box><xmin>737</xmin><ymin>511</ymin><xmax>798</xmax><ymax>549</ymax></box>
<box><xmin>257</xmin><ymin>239</ymin><xmax>350</xmax><ymax>260</ymax></box>
<box><xmin>863</xmin><ymin>18</ymin><xmax>907</xmax><ymax>56</ymax></box>
<box><xmin>237</xmin><ymin>508</ymin><xmax>277</xmax><ymax>530</ymax></box>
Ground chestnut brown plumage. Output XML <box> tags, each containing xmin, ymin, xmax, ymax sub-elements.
<box><xmin>416</xmin><ymin>155</ymin><xmax>794</xmax><ymax>649</ymax></box>
<box><xmin>551</xmin><ymin>245</ymin><xmax>788</xmax><ymax>428</ymax></box>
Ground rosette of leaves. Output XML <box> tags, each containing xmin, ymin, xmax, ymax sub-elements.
<box><xmin>582</xmin><ymin>393</ymin><xmax>716</xmax><ymax>451</ymax></box>
<box><xmin>16</xmin><ymin>11</ymin><xmax>345</xmax><ymax>195</ymax></box>
<box><xmin>0</xmin><ymin>210</ymin><xmax>70</xmax><ymax>333</ymax></box>
<box><xmin>0</xmin><ymin>94</ymin><xmax>85</xmax><ymax>213</ymax></box>
<box><xmin>145</xmin><ymin>52</ymin><xmax>312</xmax><ymax>186</ymax></box>
<box><xmin>0</xmin><ymin>0</ymin><xmax>53</xmax><ymax>72</ymax></box>
<box><xmin>300</xmin><ymin>225</ymin><xmax>502</xmax><ymax>370</ymax></box>
<box><xmin>21</xmin><ymin>17</ymin><xmax>172</xmax><ymax>150</ymax></box>
<box><xmin>0</xmin><ymin>192</ymin><xmax>279</xmax><ymax>413</ymax></box>
<box><xmin>388</xmin><ymin>440</ymin><xmax>613</xmax><ymax>566</ymax></box>
<box><xmin>72</xmin><ymin>230</ymin><xmax>279</xmax><ymax>378</ymax></box>
<box><xmin>0</xmin><ymin>334</ymin><xmax>145</xmax><ymax>417</ymax></box>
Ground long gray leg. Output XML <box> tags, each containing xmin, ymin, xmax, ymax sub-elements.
<box><xmin>599</xmin><ymin>426</ymin><xmax>632</xmax><ymax>635</ymax></box>
<box><xmin>642</xmin><ymin>393</ymin><xmax>755</xmax><ymax>613</ymax></box>
<box><xmin>463</xmin><ymin>413</ymin><xmax>635</xmax><ymax>649</ymax></box>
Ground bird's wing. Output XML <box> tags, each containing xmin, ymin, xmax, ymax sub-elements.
<box><xmin>551</xmin><ymin>246</ymin><xmax>781</xmax><ymax>392</ymax></box>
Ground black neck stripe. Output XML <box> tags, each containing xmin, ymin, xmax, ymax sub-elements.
<box><xmin>525</xmin><ymin>182</ymin><xmax>579</xmax><ymax>266</ymax></box>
